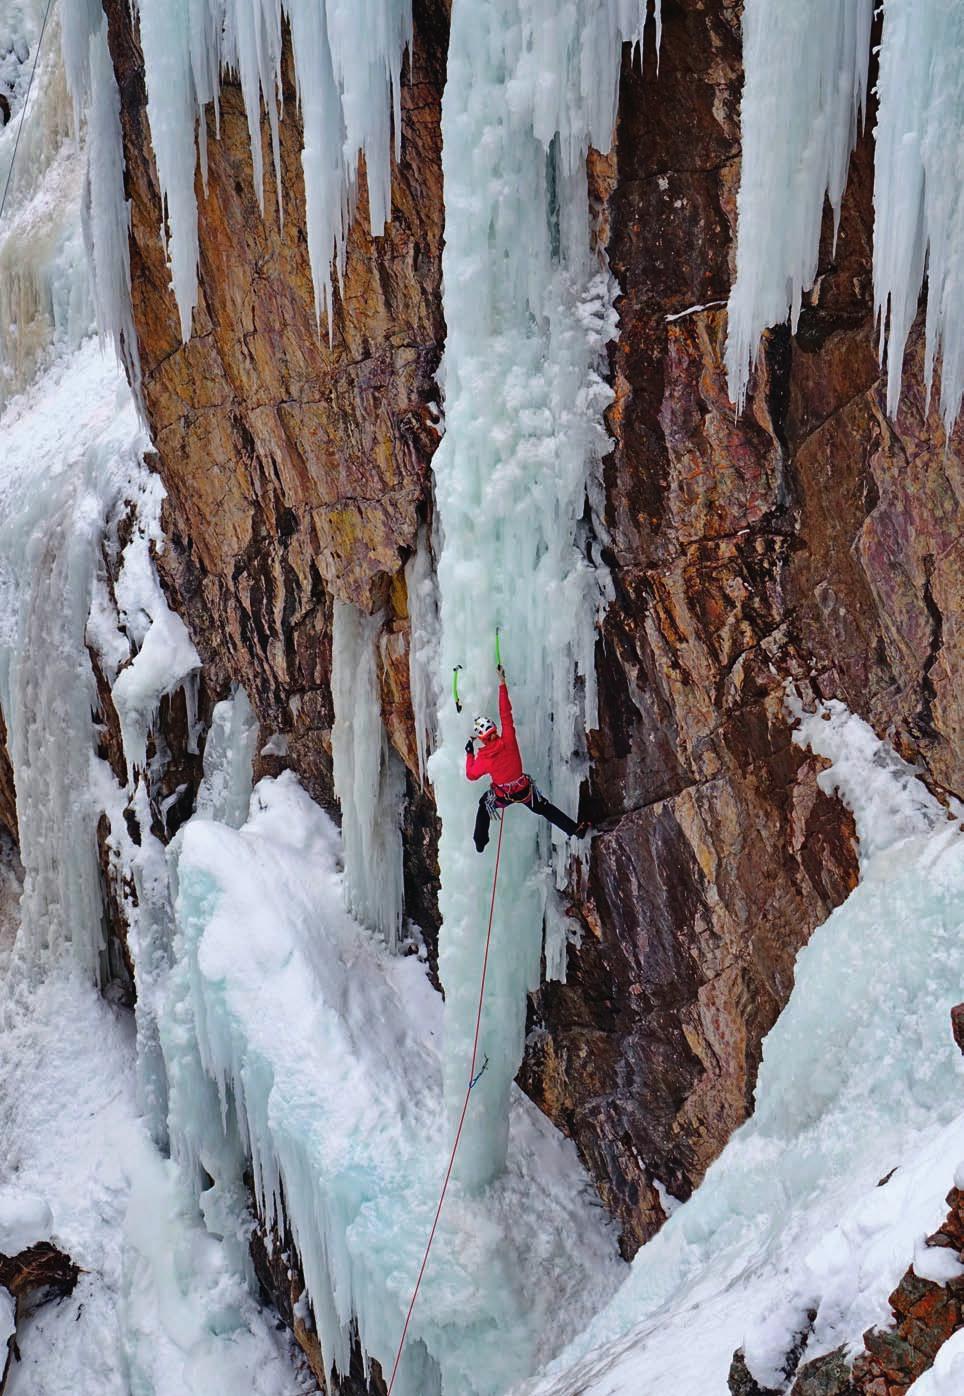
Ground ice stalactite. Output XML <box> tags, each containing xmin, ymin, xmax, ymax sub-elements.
<box><xmin>874</xmin><ymin>0</ymin><xmax>964</xmax><ymax>432</ymax></box>
<box><xmin>132</xmin><ymin>0</ymin><xmax>413</xmax><ymax>337</ymax></box>
<box><xmin>405</xmin><ymin>522</ymin><xmax>441</xmax><ymax>789</ymax></box>
<box><xmin>728</xmin><ymin>0</ymin><xmax>964</xmax><ymax>432</ymax></box>
<box><xmin>331</xmin><ymin>598</ymin><xmax>406</xmax><ymax>948</ymax></box>
<box><xmin>194</xmin><ymin>689</ymin><xmax>259</xmax><ymax>827</ymax></box>
<box><xmin>725</xmin><ymin>0</ymin><xmax>873</xmax><ymax>410</ymax></box>
<box><xmin>429</xmin><ymin>0</ymin><xmax>652</xmax><ymax>1191</ymax></box>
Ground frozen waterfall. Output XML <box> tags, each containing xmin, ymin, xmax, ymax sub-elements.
<box><xmin>428</xmin><ymin>0</ymin><xmax>653</xmax><ymax>1192</ymax></box>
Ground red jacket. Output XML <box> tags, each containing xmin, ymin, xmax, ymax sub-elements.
<box><xmin>466</xmin><ymin>682</ymin><xmax>524</xmax><ymax>786</ymax></box>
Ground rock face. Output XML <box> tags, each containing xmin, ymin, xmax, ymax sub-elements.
<box><xmin>101</xmin><ymin>0</ymin><xmax>960</xmax><ymax>1339</ymax></box>
<box><xmin>520</xmin><ymin>0</ymin><xmax>962</xmax><ymax>1256</ymax></box>
<box><xmin>0</xmin><ymin>714</ymin><xmax>16</xmax><ymax>843</ymax></box>
<box><xmin>101</xmin><ymin>0</ymin><xmax>448</xmax><ymax>807</ymax></box>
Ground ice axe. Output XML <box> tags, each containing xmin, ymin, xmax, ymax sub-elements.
<box><xmin>452</xmin><ymin>664</ymin><xmax>463</xmax><ymax>713</ymax></box>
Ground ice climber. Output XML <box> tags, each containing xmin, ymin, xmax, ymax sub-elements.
<box><xmin>465</xmin><ymin>666</ymin><xmax>589</xmax><ymax>852</ymax></box>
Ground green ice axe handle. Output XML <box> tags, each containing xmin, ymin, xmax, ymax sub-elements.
<box><xmin>453</xmin><ymin>664</ymin><xmax>463</xmax><ymax>713</ymax></box>
<box><xmin>495</xmin><ymin>626</ymin><xmax>502</xmax><ymax>669</ymax></box>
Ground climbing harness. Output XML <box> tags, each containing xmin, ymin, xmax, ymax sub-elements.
<box><xmin>0</xmin><ymin>0</ymin><xmax>55</xmax><ymax>228</ymax></box>
<box><xmin>485</xmin><ymin>773</ymin><xmax>543</xmax><ymax>822</ymax></box>
<box><xmin>491</xmin><ymin>772</ymin><xmax>533</xmax><ymax>801</ymax></box>
<box><xmin>385</xmin><ymin>815</ymin><xmax>506</xmax><ymax>1396</ymax></box>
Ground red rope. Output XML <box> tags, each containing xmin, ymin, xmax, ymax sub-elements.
<box><xmin>385</xmin><ymin>815</ymin><xmax>506</xmax><ymax>1395</ymax></box>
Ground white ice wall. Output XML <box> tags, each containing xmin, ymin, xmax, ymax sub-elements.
<box><xmin>429</xmin><ymin>0</ymin><xmax>654</xmax><ymax>1191</ymax></box>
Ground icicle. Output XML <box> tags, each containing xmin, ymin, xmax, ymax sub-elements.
<box><xmin>132</xmin><ymin>0</ymin><xmax>413</xmax><ymax>337</ymax></box>
<box><xmin>81</xmin><ymin>16</ymin><xmax>143</xmax><ymax>399</ymax></box>
<box><xmin>404</xmin><ymin>523</ymin><xmax>440</xmax><ymax>788</ymax></box>
<box><xmin>132</xmin><ymin>0</ymin><xmax>202</xmax><ymax>341</ymax></box>
<box><xmin>874</xmin><ymin>0</ymin><xmax>964</xmax><ymax>432</ymax></box>
<box><xmin>725</xmin><ymin>0</ymin><xmax>873</xmax><ymax>411</ymax></box>
<box><xmin>330</xmin><ymin>599</ymin><xmax>406</xmax><ymax>949</ymax></box>
<box><xmin>194</xmin><ymin>689</ymin><xmax>259</xmax><ymax>828</ymax></box>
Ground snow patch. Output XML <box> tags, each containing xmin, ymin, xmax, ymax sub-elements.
<box><xmin>0</xmin><ymin>1188</ymin><xmax>52</xmax><ymax>1255</ymax></box>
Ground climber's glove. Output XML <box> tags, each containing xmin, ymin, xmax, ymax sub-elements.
<box><xmin>465</xmin><ymin>740</ymin><xmax>474</xmax><ymax>754</ymax></box>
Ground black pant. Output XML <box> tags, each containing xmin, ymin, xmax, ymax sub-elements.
<box><xmin>474</xmin><ymin>783</ymin><xmax>579</xmax><ymax>852</ymax></box>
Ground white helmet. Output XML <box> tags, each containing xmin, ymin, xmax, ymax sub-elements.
<box><xmin>473</xmin><ymin>715</ymin><xmax>496</xmax><ymax>740</ymax></box>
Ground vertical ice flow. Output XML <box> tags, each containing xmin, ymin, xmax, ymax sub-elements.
<box><xmin>0</xmin><ymin>2</ymin><xmax>93</xmax><ymax>408</ymax></box>
<box><xmin>132</xmin><ymin>0</ymin><xmax>413</xmax><ymax>336</ymax></box>
<box><xmin>331</xmin><ymin>599</ymin><xmax>406</xmax><ymax>948</ymax></box>
<box><xmin>0</xmin><ymin>346</ymin><xmax>150</xmax><ymax>985</ymax></box>
<box><xmin>874</xmin><ymin>0</ymin><xmax>964</xmax><ymax>432</ymax></box>
<box><xmin>725</xmin><ymin>0</ymin><xmax>872</xmax><ymax>410</ymax></box>
<box><xmin>430</xmin><ymin>0</ymin><xmax>654</xmax><ymax>1190</ymax></box>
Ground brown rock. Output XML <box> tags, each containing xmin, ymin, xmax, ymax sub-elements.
<box><xmin>0</xmin><ymin>1242</ymin><xmax>79</xmax><ymax>1305</ymax></box>
<box><xmin>0</xmin><ymin>711</ymin><xmax>16</xmax><ymax>843</ymax></box>
<box><xmin>951</xmin><ymin>1005</ymin><xmax>964</xmax><ymax>1056</ymax></box>
<box><xmin>101</xmin><ymin>0</ymin><xmax>448</xmax><ymax>801</ymax></box>
<box><xmin>521</xmin><ymin>0</ymin><xmax>860</xmax><ymax>1255</ymax></box>
<box><xmin>789</xmin><ymin>1348</ymin><xmax>856</xmax><ymax>1396</ymax></box>
<box><xmin>0</xmin><ymin>1242</ymin><xmax>80</xmax><ymax>1395</ymax></box>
